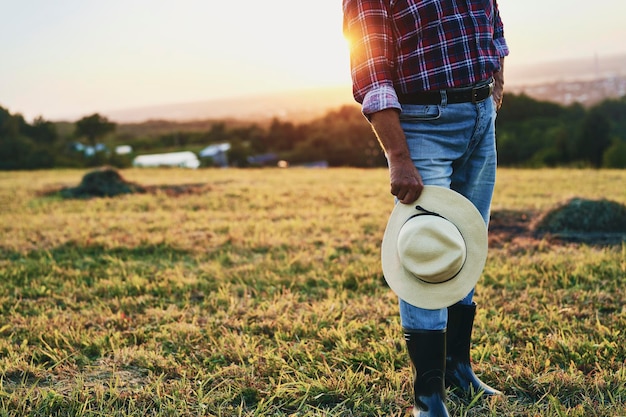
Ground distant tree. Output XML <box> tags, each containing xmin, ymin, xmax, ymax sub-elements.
<box><xmin>206</xmin><ymin>123</ymin><xmax>228</xmax><ymax>143</ymax></box>
<box><xmin>495</xmin><ymin>94</ymin><xmax>574</xmax><ymax>166</ymax></box>
<box><xmin>593</xmin><ymin>98</ymin><xmax>626</xmax><ymax>141</ymax></box>
<box><xmin>75</xmin><ymin>113</ymin><xmax>116</xmax><ymax>146</ymax></box>
<box><xmin>0</xmin><ymin>134</ymin><xmax>34</xmax><ymax>170</ymax></box>
<box><xmin>0</xmin><ymin>106</ymin><xmax>20</xmax><ymax>137</ymax></box>
<box><xmin>594</xmin><ymin>97</ymin><xmax>626</xmax><ymax>124</ymax></box>
<box><xmin>23</xmin><ymin>116</ymin><xmax>58</xmax><ymax>145</ymax></box>
<box><xmin>227</xmin><ymin>138</ymin><xmax>251</xmax><ymax>167</ymax></box>
<box><xmin>236</xmin><ymin>126</ymin><xmax>265</xmax><ymax>153</ymax></box>
<box><xmin>25</xmin><ymin>148</ymin><xmax>56</xmax><ymax>169</ymax></box>
<box><xmin>107</xmin><ymin>152</ymin><xmax>133</xmax><ymax>169</ymax></box>
<box><xmin>0</xmin><ymin>107</ymin><xmax>36</xmax><ymax>169</ymax></box>
<box><xmin>496</xmin><ymin>93</ymin><xmax>564</xmax><ymax>124</ymax></box>
<box><xmin>264</xmin><ymin>119</ymin><xmax>300</xmax><ymax>152</ymax></box>
<box><xmin>577</xmin><ymin>108</ymin><xmax>612</xmax><ymax>168</ymax></box>
<box><xmin>602</xmin><ymin>139</ymin><xmax>626</xmax><ymax>168</ymax></box>
<box><xmin>288</xmin><ymin>105</ymin><xmax>384</xmax><ymax>167</ymax></box>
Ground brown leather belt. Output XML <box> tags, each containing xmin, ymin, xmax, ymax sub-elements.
<box><xmin>398</xmin><ymin>79</ymin><xmax>494</xmax><ymax>105</ymax></box>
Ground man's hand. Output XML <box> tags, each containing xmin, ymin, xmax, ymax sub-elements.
<box><xmin>388</xmin><ymin>155</ymin><xmax>424</xmax><ymax>203</ymax></box>
<box><xmin>492</xmin><ymin>57</ymin><xmax>505</xmax><ymax>111</ymax></box>
<box><xmin>369</xmin><ymin>109</ymin><xmax>424</xmax><ymax>203</ymax></box>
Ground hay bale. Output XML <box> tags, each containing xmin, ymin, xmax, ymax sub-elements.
<box><xmin>61</xmin><ymin>167</ymin><xmax>145</xmax><ymax>198</ymax></box>
<box><xmin>533</xmin><ymin>197</ymin><xmax>626</xmax><ymax>243</ymax></box>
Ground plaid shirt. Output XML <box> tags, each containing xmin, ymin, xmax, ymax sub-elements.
<box><xmin>343</xmin><ymin>0</ymin><xmax>509</xmax><ymax>115</ymax></box>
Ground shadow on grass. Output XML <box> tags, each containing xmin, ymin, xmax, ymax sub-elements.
<box><xmin>40</xmin><ymin>183</ymin><xmax>212</xmax><ymax>199</ymax></box>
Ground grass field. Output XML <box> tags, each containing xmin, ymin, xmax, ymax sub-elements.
<box><xmin>0</xmin><ymin>168</ymin><xmax>625</xmax><ymax>416</ymax></box>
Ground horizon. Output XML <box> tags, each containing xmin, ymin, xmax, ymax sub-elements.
<box><xmin>2</xmin><ymin>0</ymin><xmax>625</xmax><ymax>122</ymax></box>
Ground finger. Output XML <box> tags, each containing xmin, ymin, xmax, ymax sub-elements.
<box><xmin>400</xmin><ymin>186</ymin><xmax>422</xmax><ymax>204</ymax></box>
<box><xmin>391</xmin><ymin>183</ymin><xmax>408</xmax><ymax>198</ymax></box>
<box><xmin>409</xmin><ymin>191</ymin><xmax>422</xmax><ymax>203</ymax></box>
<box><xmin>397</xmin><ymin>191</ymin><xmax>408</xmax><ymax>202</ymax></box>
<box><xmin>413</xmin><ymin>185</ymin><xmax>424</xmax><ymax>201</ymax></box>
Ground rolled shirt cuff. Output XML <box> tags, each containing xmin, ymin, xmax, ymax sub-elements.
<box><xmin>361</xmin><ymin>84</ymin><xmax>403</xmax><ymax>117</ymax></box>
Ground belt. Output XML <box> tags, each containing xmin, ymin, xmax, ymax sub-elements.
<box><xmin>398</xmin><ymin>79</ymin><xmax>494</xmax><ymax>105</ymax></box>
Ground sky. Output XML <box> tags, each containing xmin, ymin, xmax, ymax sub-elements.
<box><xmin>1</xmin><ymin>0</ymin><xmax>625</xmax><ymax>121</ymax></box>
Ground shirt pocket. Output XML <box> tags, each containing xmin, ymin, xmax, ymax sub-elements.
<box><xmin>469</xmin><ymin>0</ymin><xmax>494</xmax><ymax>26</ymax></box>
<box><xmin>393</xmin><ymin>0</ymin><xmax>442</xmax><ymax>42</ymax></box>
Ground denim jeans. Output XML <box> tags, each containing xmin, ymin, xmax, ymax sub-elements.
<box><xmin>396</xmin><ymin>96</ymin><xmax>497</xmax><ymax>331</ymax></box>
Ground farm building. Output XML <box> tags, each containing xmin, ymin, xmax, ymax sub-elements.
<box><xmin>70</xmin><ymin>142</ymin><xmax>108</xmax><ymax>157</ymax></box>
<box><xmin>132</xmin><ymin>151</ymin><xmax>200</xmax><ymax>169</ymax></box>
<box><xmin>247</xmin><ymin>153</ymin><xmax>279</xmax><ymax>167</ymax></box>
<box><xmin>115</xmin><ymin>145</ymin><xmax>133</xmax><ymax>155</ymax></box>
<box><xmin>199</xmin><ymin>143</ymin><xmax>231</xmax><ymax>167</ymax></box>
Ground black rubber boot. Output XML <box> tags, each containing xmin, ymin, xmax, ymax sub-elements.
<box><xmin>404</xmin><ymin>329</ymin><xmax>450</xmax><ymax>417</ymax></box>
<box><xmin>445</xmin><ymin>302</ymin><xmax>502</xmax><ymax>396</ymax></box>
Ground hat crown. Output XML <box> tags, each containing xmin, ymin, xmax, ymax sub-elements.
<box><xmin>381</xmin><ymin>186</ymin><xmax>488</xmax><ymax>309</ymax></box>
<box><xmin>396</xmin><ymin>215</ymin><xmax>467</xmax><ymax>284</ymax></box>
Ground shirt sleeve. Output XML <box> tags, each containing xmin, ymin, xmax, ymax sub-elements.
<box><xmin>342</xmin><ymin>0</ymin><xmax>402</xmax><ymax>115</ymax></box>
<box><xmin>492</xmin><ymin>0</ymin><xmax>510</xmax><ymax>58</ymax></box>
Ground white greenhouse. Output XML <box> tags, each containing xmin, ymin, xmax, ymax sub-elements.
<box><xmin>132</xmin><ymin>151</ymin><xmax>200</xmax><ymax>169</ymax></box>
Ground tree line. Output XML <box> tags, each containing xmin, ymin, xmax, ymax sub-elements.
<box><xmin>1</xmin><ymin>92</ymin><xmax>626</xmax><ymax>170</ymax></box>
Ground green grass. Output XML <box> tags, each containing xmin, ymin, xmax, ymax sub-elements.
<box><xmin>0</xmin><ymin>168</ymin><xmax>625</xmax><ymax>416</ymax></box>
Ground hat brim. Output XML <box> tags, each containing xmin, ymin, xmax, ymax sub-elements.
<box><xmin>381</xmin><ymin>186</ymin><xmax>488</xmax><ymax>310</ymax></box>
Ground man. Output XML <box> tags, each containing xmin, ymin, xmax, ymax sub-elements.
<box><xmin>343</xmin><ymin>1</ymin><xmax>509</xmax><ymax>416</ymax></box>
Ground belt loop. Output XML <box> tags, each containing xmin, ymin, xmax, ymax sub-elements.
<box><xmin>440</xmin><ymin>90</ymin><xmax>448</xmax><ymax>107</ymax></box>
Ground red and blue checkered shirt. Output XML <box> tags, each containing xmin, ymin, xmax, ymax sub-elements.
<box><xmin>343</xmin><ymin>0</ymin><xmax>510</xmax><ymax>115</ymax></box>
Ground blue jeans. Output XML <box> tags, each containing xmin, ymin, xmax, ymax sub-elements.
<box><xmin>396</xmin><ymin>96</ymin><xmax>497</xmax><ymax>331</ymax></box>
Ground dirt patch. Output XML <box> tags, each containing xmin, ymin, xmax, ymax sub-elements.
<box><xmin>143</xmin><ymin>183</ymin><xmax>210</xmax><ymax>197</ymax></box>
<box><xmin>488</xmin><ymin>209</ymin><xmax>536</xmax><ymax>247</ymax></box>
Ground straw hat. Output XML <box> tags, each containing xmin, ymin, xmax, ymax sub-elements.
<box><xmin>381</xmin><ymin>186</ymin><xmax>488</xmax><ymax>309</ymax></box>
